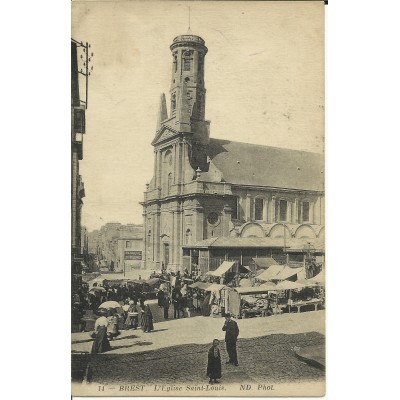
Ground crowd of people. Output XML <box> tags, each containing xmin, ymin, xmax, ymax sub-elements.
<box><xmin>71</xmin><ymin>270</ymin><xmax>202</xmax><ymax>354</ymax></box>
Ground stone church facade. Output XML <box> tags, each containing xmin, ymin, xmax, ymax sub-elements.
<box><xmin>141</xmin><ymin>34</ymin><xmax>324</xmax><ymax>272</ymax></box>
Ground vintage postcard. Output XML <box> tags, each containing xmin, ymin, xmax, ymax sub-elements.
<box><xmin>71</xmin><ymin>0</ymin><xmax>325</xmax><ymax>397</ymax></box>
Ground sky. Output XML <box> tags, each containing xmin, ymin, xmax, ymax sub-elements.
<box><xmin>71</xmin><ymin>0</ymin><xmax>324</xmax><ymax>232</ymax></box>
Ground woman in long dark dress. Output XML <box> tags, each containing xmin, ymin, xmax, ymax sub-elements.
<box><xmin>91</xmin><ymin>312</ymin><xmax>111</xmax><ymax>354</ymax></box>
<box><xmin>202</xmin><ymin>292</ymin><xmax>211</xmax><ymax>316</ymax></box>
<box><xmin>141</xmin><ymin>304</ymin><xmax>154</xmax><ymax>333</ymax></box>
<box><xmin>207</xmin><ymin>339</ymin><xmax>222</xmax><ymax>384</ymax></box>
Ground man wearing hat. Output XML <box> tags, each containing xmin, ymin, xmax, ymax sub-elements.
<box><xmin>222</xmin><ymin>313</ymin><xmax>239</xmax><ymax>366</ymax></box>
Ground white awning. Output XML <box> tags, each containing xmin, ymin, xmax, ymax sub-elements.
<box><xmin>275</xmin><ymin>280</ymin><xmax>307</xmax><ymax>290</ymax></box>
<box><xmin>257</xmin><ymin>265</ymin><xmax>304</xmax><ymax>281</ymax></box>
<box><xmin>257</xmin><ymin>265</ymin><xmax>285</xmax><ymax>281</ymax></box>
<box><xmin>207</xmin><ymin>261</ymin><xmax>236</xmax><ymax>277</ymax></box>
<box><xmin>189</xmin><ymin>281</ymin><xmax>205</xmax><ymax>289</ymax></box>
<box><xmin>275</xmin><ymin>266</ymin><xmax>305</xmax><ymax>280</ymax></box>
<box><xmin>234</xmin><ymin>286</ymin><xmax>275</xmax><ymax>295</ymax></box>
<box><xmin>206</xmin><ymin>283</ymin><xmax>227</xmax><ymax>292</ymax></box>
<box><xmin>307</xmin><ymin>269</ymin><xmax>325</xmax><ymax>284</ymax></box>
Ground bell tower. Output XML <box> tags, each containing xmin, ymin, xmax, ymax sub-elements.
<box><xmin>168</xmin><ymin>34</ymin><xmax>209</xmax><ymax>145</ymax></box>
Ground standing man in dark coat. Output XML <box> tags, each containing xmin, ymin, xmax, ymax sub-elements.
<box><xmin>172</xmin><ymin>286</ymin><xmax>182</xmax><ymax>319</ymax></box>
<box><xmin>162</xmin><ymin>292</ymin><xmax>170</xmax><ymax>319</ymax></box>
<box><xmin>222</xmin><ymin>313</ymin><xmax>239</xmax><ymax>366</ymax></box>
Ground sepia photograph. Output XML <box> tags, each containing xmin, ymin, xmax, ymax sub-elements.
<box><xmin>71</xmin><ymin>0</ymin><xmax>325</xmax><ymax>396</ymax></box>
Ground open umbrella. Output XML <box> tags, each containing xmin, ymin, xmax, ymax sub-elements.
<box><xmin>98</xmin><ymin>301</ymin><xmax>122</xmax><ymax>309</ymax></box>
<box><xmin>89</xmin><ymin>287</ymin><xmax>106</xmax><ymax>293</ymax></box>
<box><xmin>239</xmin><ymin>278</ymin><xmax>252</xmax><ymax>287</ymax></box>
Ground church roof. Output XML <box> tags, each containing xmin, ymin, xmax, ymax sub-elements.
<box><xmin>205</xmin><ymin>139</ymin><xmax>324</xmax><ymax>192</ymax></box>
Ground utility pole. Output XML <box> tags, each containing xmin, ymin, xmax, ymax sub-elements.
<box><xmin>72</xmin><ymin>38</ymin><xmax>94</xmax><ymax>109</ymax></box>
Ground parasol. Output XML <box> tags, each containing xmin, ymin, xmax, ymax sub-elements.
<box><xmin>89</xmin><ymin>287</ymin><xmax>106</xmax><ymax>293</ymax></box>
<box><xmin>98</xmin><ymin>301</ymin><xmax>122</xmax><ymax>309</ymax></box>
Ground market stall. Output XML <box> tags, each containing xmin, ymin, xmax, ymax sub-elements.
<box><xmin>307</xmin><ymin>269</ymin><xmax>325</xmax><ymax>284</ymax></box>
<box><xmin>257</xmin><ymin>264</ymin><xmax>305</xmax><ymax>282</ymax></box>
<box><xmin>271</xmin><ymin>280</ymin><xmax>324</xmax><ymax>313</ymax></box>
<box><xmin>225</xmin><ymin>286</ymin><xmax>276</xmax><ymax>318</ymax></box>
<box><xmin>189</xmin><ymin>281</ymin><xmax>212</xmax><ymax>310</ymax></box>
<box><xmin>206</xmin><ymin>261</ymin><xmax>237</xmax><ymax>284</ymax></box>
<box><xmin>205</xmin><ymin>283</ymin><xmax>227</xmax><ymax>316</ymax></box>
<box><xmin>142</xmin><ymin>277</ymin><xmax>161</xmax><ymax>299</ymax></box>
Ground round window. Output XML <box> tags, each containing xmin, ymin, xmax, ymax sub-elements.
<box><xmin>207</xmin><ymin>212</ymin><xmax>219</xmax><ymax>225</ymax></box>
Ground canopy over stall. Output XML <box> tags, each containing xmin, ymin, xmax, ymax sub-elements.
<box><xmin>275</xmin><ymin>280</ymin><xmax>308</xmax><ymax>290</ymax></box>
<box><xmin>257</xmin><ymin>265</ymin><xmax>304</xmax><ymax>281</ymax></box>
<box><xmin>226</xmin><ymin>286</ymin><xmax>275</xmax><ymax>316</ymax></box>
<box><xmin>189</xmin><ymin>281</ymin><xmax>212</xmax><ymax>291</ymax></box>
<box><xmin>275</xmin><ymin>266</ymin><xmax>305</xmax><ymax>280</ymax></box>
<box><xmin>146</xmin><ymin>278</ymin><xmax>160</xmax><ymax>286</ymax></box>
<box><xmin>253</xmin><ymin>257</ymin><xmax>278</xmax><ymax>269</ymax></box>
<box><xmin>256</xmin><ymin>265</ymin><xmax>285</xmax><ymax>281</ymax></box>
<box><xmin>207</xmin><ymin>261</ymin><xmax>236</xmax><ymax>277</ymax></box>
<box><xmin>206</xmin><ymin>283</ymin><xmax>226</xmax><ymax>292</ymax></box>
<box><xmin>234</xmin><ymin>286</ymin><xmax>275</xmax><ymax>295</ymax></box>
<box><xmin>307</xmin><ymin>269</ymin><xmax>325</xmax><ymax>284</ymax></box>
<box><xmin>189</xmin><ymin>281</ymin><xmax>204</xmax><ymax>289</ymax></box>
<box><xmin>239</xmin><ymin>278</ymin><xmax>252</xmax><ymax>287</ymax></box>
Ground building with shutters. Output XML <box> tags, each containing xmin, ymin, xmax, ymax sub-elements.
<box><xmin>71</xmin><ymin>40</ymin><xmax>87</xmax><ymax>291</ymax></box>
<box><xmin>141</xmin><ymin>34</ymin><xmax>324</xmax><ymax>274</ymax></box>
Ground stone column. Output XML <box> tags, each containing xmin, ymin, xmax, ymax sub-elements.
<box><xmin>270</xmin><ymin>196</ymin><xmax>276</xmax><ymax>223</ymax></box>
<box><xmin>315</xmin><ymin>196</ymin><xmax>321</xmax><ymax>225</ymax></box>
<box><xmin>193</xmin><ymin>204</ymin><xmax>204</xmax><ymax>242</ymax></box>
<box><xmin>246</xmin><ymin>193</ymin><xmax>252</xmax><ymax>221</ymax></box>
<box><xmin>143</xmin><ymin>211</ymin><xmax>147</xmax><ymax>269</ymax></box>
<box><xmin>173</xmin><ymin>208</ymin><xmax>182</xmax><ymax>271</ymax></box>
<box><xmin>223</xmin><ymin>204</ymin><xmax>233</xmax><ymax>236</ymax></box>
<box><xmin>153</xmin><ymin>150</ymin><xmax>158</xmax><ymax>188</ymax></box>
<box><xmin>155</xmin><ymin>208</ymin><xmax>161</xmax><ymax>263</ymax></box>
<box><xmin>294</xmin><ymin>198</ymin><xmax>299</xmax><ymax>224</ymax></box>
<box><xmin>157</xmin><ymin>150</ymin><xmax>162</xmax><ymax>190</ymax></box>
<box><xmin>182</xmin><ymin>141</ymin><xmax>188</xmax><ymax>182</ymax></box>
<box><xmin>173</xmin><ymin>144</ymin><xmax>177</xmax><ymax>184</ymax></box>
<box><xmin>263</xmin><ymin>198</ymin><xmax>268</xmax><ymax>222</ymax></box>
<box><xmin>152</xmin><ymin>213</ymin><xmax>156</xmax><ymax>264</ymax></box>
<box><xmin>287</xmin><ymin>199</ymin><xmax>292</xmax><ymax>223</ymax></box>
<box><xmin>310</xmin><ymin>202</ymin><xmax>315</xmax><ymax>224</ymax></box>
<box><xmin>174</xmin><ymin>142</ymin><xmax>180</xmax><ymax>185</ymax></box>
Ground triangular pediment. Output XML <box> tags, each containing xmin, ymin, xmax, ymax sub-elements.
<box><xmin>151</xmin><ymin>125</ymin><xmax>180</xmax><ymax>146</ymax></box>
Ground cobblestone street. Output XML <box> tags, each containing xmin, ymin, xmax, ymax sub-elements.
<box><xmin>85</xmin><ymin>331</ymin><xmax>324</xmax><ymax>386</ymax></box>
<box><xmin>72</xmin><ymin>303</ymin><xmax>324</xmax><ymax>392</ymax></box>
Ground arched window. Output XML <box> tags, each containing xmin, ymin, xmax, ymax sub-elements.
<box><xmin>254</xmin><ymin>198</ymin><xmax>264</xmax><ymax>220</ymax></box>
<box><xmin>276</xmin><ymin>199</ymin><xmax>288</xmax><ymax>222</ymax></box>
<box><xmin>183</xmin><ymin>50</ymin><xmax>192</xmax><ymax>71</ymax></box>
<box><xmin>171</xmin><ymin>93</ymin><xmax>176</xmax><ymax>110</ymax></box>
<box><xmin>302</xmin><ymin>201</ymin><xmax>310</xmax><ymax>222</ymax></box>
<box><xmin>167</xmin><ymin>173</ymin><xmax>172</xmax><ymax>194</ymax></box>
<box><xmin>232</xmin><ymin>197</ymin><xmax>240</xmax><ymax>220</ymax></box>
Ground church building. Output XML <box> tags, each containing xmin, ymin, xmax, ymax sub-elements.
<box><xmin>141</xmin><ymin>34</ymin><xmax>324</xmax><ymax>273</ymax></box>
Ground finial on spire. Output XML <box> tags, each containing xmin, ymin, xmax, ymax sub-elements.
<box><xmin>187</xmin><ymin>6</ymin><xmax>191</xmax><ymax>34</ymax></box>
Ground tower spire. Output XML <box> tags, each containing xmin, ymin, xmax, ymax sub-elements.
<box><xmin>156</xmin><ymin>93</ymin><xmax>168</xmax><ymax>132</ymax></box>
<box><xmin>187</xmin><ymin>6</ymin><xmax>191</xmax><ymax>34</ymax></box>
